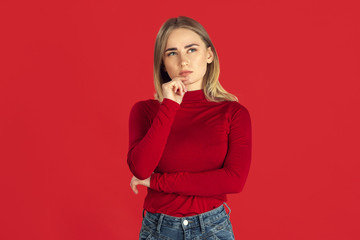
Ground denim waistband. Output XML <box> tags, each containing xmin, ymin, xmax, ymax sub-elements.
<box><xmin>142</xmin><ymin>202</ymin><xmax>231</xmax><ymax>233</ymax></box>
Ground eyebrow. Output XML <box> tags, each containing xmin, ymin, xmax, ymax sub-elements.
<box><xmin>165</xmin><ymin>43</ymin><xmax>200</xmax><ymax>52</ymax></box>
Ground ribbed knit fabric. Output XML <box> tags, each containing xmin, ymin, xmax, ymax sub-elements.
<box><xmin>127</xmin><ymin>89</ymin><xmax>252</xmax><ymax>217</ymax></box>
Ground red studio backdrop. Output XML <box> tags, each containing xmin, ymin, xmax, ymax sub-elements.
<box><xmin>1</xmin><ymin>0</ymin><xmax>359</xmax><ymax>239</ymax></box>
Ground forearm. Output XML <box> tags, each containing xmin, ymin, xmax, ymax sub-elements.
<box><xmin>150</xmin><ymin>163</ymin><xmax>250</xmax><ymax>196</ymax></box>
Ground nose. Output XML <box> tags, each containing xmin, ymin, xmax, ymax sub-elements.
<box><xmin>179</xmin><ymin>52</ymin><xmax>189</xmax><ymax>67</ymax></box>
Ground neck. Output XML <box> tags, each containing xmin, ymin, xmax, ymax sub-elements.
<box><xmin>181</xmin><ymin>89</ymin><xmax>207</xmax><ymax>103</ymax></box>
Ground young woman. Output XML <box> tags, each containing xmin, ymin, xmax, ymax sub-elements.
<box><xmin>127</xmin><ymin>16</ymin><xmax>252</xmax><ymax>240</ymax></box>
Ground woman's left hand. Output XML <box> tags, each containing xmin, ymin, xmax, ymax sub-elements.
<box><xmin>130</xmin><ymin>175</ymin><xmax>151</xmax><ymax>194</ymax></box>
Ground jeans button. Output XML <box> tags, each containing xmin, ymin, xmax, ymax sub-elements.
<box><xmin>183</xmin><ymin>219</ymin><xmax>188</xmax><ymax>226</ymax></box>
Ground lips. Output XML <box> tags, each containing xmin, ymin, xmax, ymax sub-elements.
<box><xmin>179</xmin><ymin>71</ymin><xmax>193</xmax><ymax>76</ymax></box>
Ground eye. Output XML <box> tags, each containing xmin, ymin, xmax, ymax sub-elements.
<box><xmin>188</xmin><ymin>48</ymin><xmax>197</xmax><ymax>53</ymax></box>
<box><xmin>167</xmin><ymin>52</ymin><xmax>176</xmax><ymax>56</ymax></box>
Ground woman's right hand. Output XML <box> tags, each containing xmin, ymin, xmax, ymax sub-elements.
<box><xmin>162</xmin><ymin>76</ymin><xmax>188</xmax><ymax>105</ymax></box>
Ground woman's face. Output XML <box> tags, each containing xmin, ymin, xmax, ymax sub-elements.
<box><xmin>162</xmin><ymin>28</ymin><xmax>214</xmax><ymax>91</ymax></box>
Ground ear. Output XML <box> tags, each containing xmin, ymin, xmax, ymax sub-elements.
<box><xmin>206</xmin><ymin>46</ymin><xmax>214</xmax><ymax>64</ymax></box>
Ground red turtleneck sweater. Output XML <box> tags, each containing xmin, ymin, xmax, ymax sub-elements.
<box><xmin>127</xmin><ymin>89</ymin><xmax>252</xmax><ymax>217</ymax></box>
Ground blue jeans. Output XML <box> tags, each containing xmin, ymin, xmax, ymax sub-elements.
<box><xmin>139</xmin><ymin>202</ymin><xmax>235</xmax><ymax>240</ymax></box>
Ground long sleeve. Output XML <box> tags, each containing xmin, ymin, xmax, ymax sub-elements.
<box><xmin>127</xmin><ymin>98</ymin><xmax>180</xmax><ymax>180</ymax></box>
<box><xmin>150</xmin><ymin>105</ymin><xmax>252</xmax><ymax>196</ymax></box>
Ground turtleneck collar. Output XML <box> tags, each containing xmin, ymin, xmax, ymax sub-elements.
<box><xmin>181</xmin><ymin>89</ymin><xmax>208</xmax><ymax>103</ymax></box>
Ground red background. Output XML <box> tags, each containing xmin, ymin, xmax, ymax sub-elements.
<box><xmin>1</xmin><ymin>0</ymin><xmax>359</xmax><ymax>239</ymax></box>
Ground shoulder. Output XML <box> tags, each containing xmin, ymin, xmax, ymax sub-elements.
<box><xmin>220</xmin><ymin>101</ymin><xmax>252</xmax><ymax>135</ymax></box>
<box><xmin>131</xmin><ymin>99</ymin><xmax>159</xmax><ymax>110</ymax></box>
<box><xmin>219</xmin><ymin>101</ymin><xmax>251</xmax><ymax>131</ymax></box>
<box><xmin>129</xmin><ymin>99</ymin><xmax>160</xmax><ymax>118</ymax></box>
<box><xmin>221</xmin><ymin>100</ymin><xmax>250</xmax><ymax>117</ymax></box>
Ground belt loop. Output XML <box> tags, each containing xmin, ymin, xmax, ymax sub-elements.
<box><xmin>198</xmin><ymin>214</ymin><xmax>205</xmax><ymax>234</ymax></box>
<box><xmin>223</xmin><ymin>202</ymin><xmax>231</xmax><ymax>218</ymax></box>
<box><xmin>157</xmin><ymin>214</ymin><xmax>165</xmax><ymax>233</ymax></box>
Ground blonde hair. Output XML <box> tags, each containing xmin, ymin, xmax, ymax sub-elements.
<box><xmin>153</xmin><ymin>16</ymin><xmax>238</xmax><ymax>103</ymax></box>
